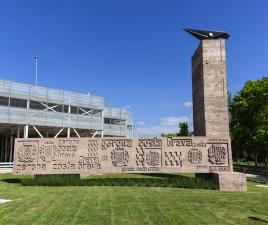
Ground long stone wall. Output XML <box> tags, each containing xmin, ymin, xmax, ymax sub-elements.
<box><xmin>13</xmin><ymin>137</ymin><xmax>233</xmax><ymax>176</ymax></box>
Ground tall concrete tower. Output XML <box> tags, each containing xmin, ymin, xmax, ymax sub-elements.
<box><xmin>186</xmin><ymin>30</ymin><xmax>246</xmax><ymax>192</ymax></box>
<box><xmin>185</xmin><ymin>29</ymin><xmax>230</xmax><ymax>137</ymax></box>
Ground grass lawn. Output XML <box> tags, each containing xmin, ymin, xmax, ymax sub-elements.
<box><xmin>0</xmin><ymin>173</ymin><xmax>268</xmax><ymax>225</ymax></box>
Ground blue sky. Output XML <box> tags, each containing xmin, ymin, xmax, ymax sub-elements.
<box><xmin>0</xmin><ymin>0</ymin><xmax>267</xmax><ymax>136</ymax></box>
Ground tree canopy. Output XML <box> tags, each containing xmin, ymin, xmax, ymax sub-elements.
<box><xmin>230</xmin><ymin>76</ymin><xmax>268</xmax><ymax>166</ymax></box>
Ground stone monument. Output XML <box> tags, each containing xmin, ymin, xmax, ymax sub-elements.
<box><xmin>185</xmin><ymin>28</ymin><xmax>246</xmax><ymax>191</ymax></box>
<box><xmin>12</xmin><ymin>29</ymin><xmax>247</xmax><ymax>192</ymax></box>
<box><xmin>187</xmin><ymin>29</ymin><xmax>230</xmax><ymax>137</ymax></box>
<box><xmin>13</xmin><ymin>137</ymin><xmax>232</xmax><ymax>175</ymax></box>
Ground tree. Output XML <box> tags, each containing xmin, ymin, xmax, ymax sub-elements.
<box><xmin>230</xmin><ymin>76</ymin><xmax>268</xmax><ymax>167</ymax></box>
<box><xmin>161</xmin><ymin>122</ymin><xmax>191</xmax><ymax>137</ymax></box>
<box><xmin>177</xmin><ymin>122</ymin><xmax>190</xmax><ymax>136</ymax></box>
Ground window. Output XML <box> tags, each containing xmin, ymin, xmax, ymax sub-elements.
<box><xmin>10</xmin><ymin>98</ymin><xmax>27</xmax><ymax>108</ymax></box>
<box><xmin>30</xmin><ymin>101</ymin><xmax>45</xmax><ymax>110</ymax></box>
<box><xmin>104</xmin><ymin>118</ymin><xmax>125</xmax><ymax>125</ymax></box>
<box><xmin>0</xmin><ymin>96</ymin><xmax>9</xmax><ymax>106</ymax></box>
<box><xmin>63</xmin><ymin>105</ymin><xmax>69</xmax><ymax>113</ymax></box>
<box><xmin>71</xmin><ymin>106</ymin><xmax>78</xmax><ymax>114</ymax></box>
<box><xmin>104</xmin><ymin>118</ymin><xmax>111</xmax><ymax>124</ymax></box>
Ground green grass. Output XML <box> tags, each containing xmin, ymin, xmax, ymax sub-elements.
<box><xmin>0</xmin><ymin>173</ymin><xmax>268</xmax><ymax>225</ymax></box>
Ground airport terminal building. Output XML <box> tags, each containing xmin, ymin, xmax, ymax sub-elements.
<box><xmin>0</xmin><ymin>79</ymin><xmax>134</xmax><ymax>168</ymax></box>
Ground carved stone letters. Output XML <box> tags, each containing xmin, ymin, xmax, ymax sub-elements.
<box><xmin>13</xmin><ymin>137</ymin><xmax>232</xmax><ymax>175</ymax></box>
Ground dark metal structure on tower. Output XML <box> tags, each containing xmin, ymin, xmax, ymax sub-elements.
<box><xmin>184</xmin><ymin>28</ymin><xmax>230</xmax><ymax>40</ymax></box>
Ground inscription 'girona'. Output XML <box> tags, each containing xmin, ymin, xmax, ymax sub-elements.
<box><xmin>102</xmin><ymin>139</ymin><xmax>132</xmax><ymax>148</ymax></box>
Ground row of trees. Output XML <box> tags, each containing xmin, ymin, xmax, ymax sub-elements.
<box><xmin>229</xmin><ymin>76</ymin><xmax>268</xmax><ymax>167</ymax></box>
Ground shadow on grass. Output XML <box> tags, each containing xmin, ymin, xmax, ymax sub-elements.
<box><xmin>248</xmin><ymin>216</ymin><xmax>268</xmax><ymax>223</ymax></box>
<box><xmin>19</xmin><ymin>174</ymin><xmax>217</xmax><ymax>190</ymax></box>
<box><xmin>1</xmin><ymin>178</ymin><xmax>22</xmax><ymax>184</ymax></box>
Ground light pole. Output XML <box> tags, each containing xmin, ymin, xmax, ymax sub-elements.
<box><xmin>34</xmin><ymin>55</ymin><xmax>39</xmax><ymax>85</ymax></box>
<box><xmin>121</xmin><ymin>106</ymin><xmax>130</xmax><ymax>125</ymax></box>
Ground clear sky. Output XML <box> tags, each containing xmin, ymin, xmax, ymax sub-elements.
<box><xmin>0</xmin><ymin>0</ymin><xmax>267</xmax><ymax>136</ymax></box>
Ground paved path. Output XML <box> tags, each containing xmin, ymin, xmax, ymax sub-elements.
<box><xmin>234</xmin><ymin>165</ymin><xmax>268</xmax><ymax>182</ymax></box>
<box><xmin>244</xmin><ymin>173</ymin><xmax>268</xmax><ymax>182</ymax></box>
<box><xmin>0</xmin><ymin>169</ymin><xmax>12</xmax><ymax>174</ymax></box>
<box><xmin>0</xmin><ymin>199</ymin><xmax>12</xmax><ymax>204</ymax></box>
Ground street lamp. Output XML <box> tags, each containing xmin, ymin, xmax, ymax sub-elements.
<box><xmin>34</xmin><ymin>55</ymin><xmax>39</xmax><ymax>85</ymax></box>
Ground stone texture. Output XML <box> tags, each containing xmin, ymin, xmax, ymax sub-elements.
<box><xmin>12</xmin><ymin>37</ymin><xmax>247</xmax><ymax>192</ymax></box>
<box><xmin>13</xmin><ymin>137</ymin><xmax>232</xmax><ymax>176</ymax></box>
<box><xmin>216</xmin><ymin>172</ymin><xmax>247</xmax><ymax>192</ymax></box>
<box><xmin>191</xmin><ymin>38</ymin><xmax>247</xmax><ymax>192</ymax></box>
<box><xmin>196</xmin><ymin>172</ymin><xmax>247</xmax><ymax>192</ymax></box>
<box><xmin>192</xmin><ymin>39</ymin><xmax>229</xmax><ymax>137</ymax></box>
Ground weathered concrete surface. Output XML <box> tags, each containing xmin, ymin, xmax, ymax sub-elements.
<box><xmin>216</xmin><ymin>172</ymin><xmax>247</xmax><ymax>192</ymax></box>
<box><xmin>13</xmin><ymin>137</ymin><xmax>233</xmax><ymax>176</ymax></box>
<box><xmin>192</xmin><ymin>39</ymin><xmax>229</xmax><ymax>137</ymax></box>
<box><xmin>191</xmin><ymin>38</ymin><xmax>246</xmax><ymax>191</ymax></box>
<box><xmin>196</xmin><ymin>172</ymin><xmax>247</xmax><ymax>192</ymax></box>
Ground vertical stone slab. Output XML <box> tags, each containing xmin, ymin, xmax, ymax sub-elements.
<box><xmin>196</xmin><ymin>172</ymin><xmax>247</xmax><ymax>192</ymax></box>
<box><xmin>192</xmin><ymin>39</ymin><xmax>229</xmax><ymax>137</ymax></box>
<box><xmin>188</xmin><ymin>30</ymin><xmax>240</xmax><ymax>187</ymax></box>
<box><xmin>216</xmin><ymin>172</ymin><xmax>247</xmax><ymax>192</ymax></box>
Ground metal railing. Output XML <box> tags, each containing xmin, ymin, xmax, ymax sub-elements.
<box><xmin>0</xmin><ymin>106</ymin><xmax>103</xmax><ymax>130</ymax></box>
<box><xmin>103</xmin><ymin>124</ymin><xmax>128</xmax><ymax>136</ymax></box>
<box><xmin>0</xmin><ymin>162</ymin><xmax>13</xmax><ymax>169</ymax></box>
<box><xmin>104</xmin><ymin>107</ymin><xmax>130</xmax><ymax>120</ymax></box>
<box><xmin>0</xmin><ymin>79</ymin><xmax>104</xmax><ymax>109</ymax></box>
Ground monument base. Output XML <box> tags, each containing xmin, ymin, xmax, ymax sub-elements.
<box><xmin>196</xmin><ymin>172</ymin><xmax>247</xmax><ymax>192</ymax></box>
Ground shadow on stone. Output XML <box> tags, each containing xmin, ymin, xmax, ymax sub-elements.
<box><xmin>141</xmin><ymin>173</ymin><xmax>187</xmax><ymax>179</ymax></box>
<box><xmin>248</xmin><ymin>216</ymin><xmax>268</xmax><ymax>223</ymax></box>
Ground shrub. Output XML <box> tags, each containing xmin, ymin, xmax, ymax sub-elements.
<box><xmin>21</xmin><ymin>173</ymin><xmax>218</xmax><ymax>190</ymax></box>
